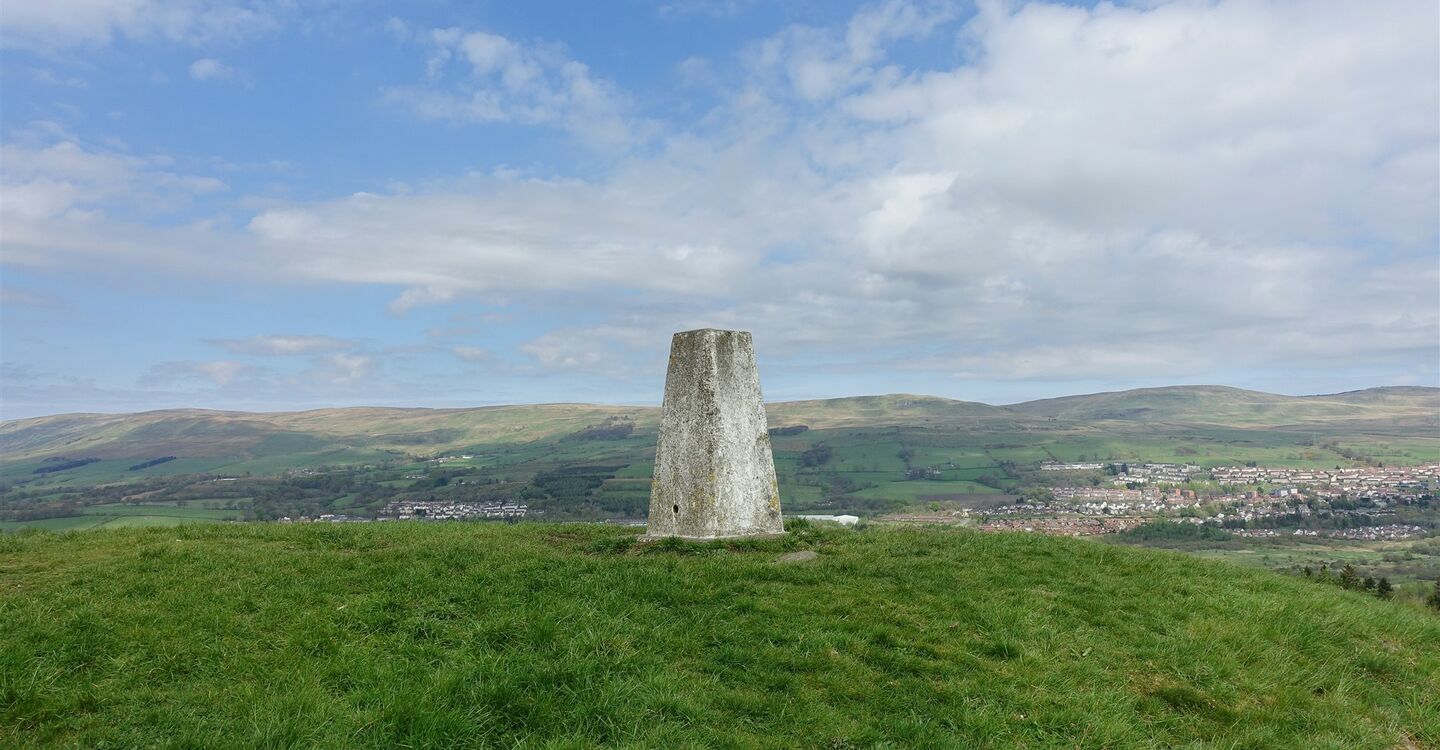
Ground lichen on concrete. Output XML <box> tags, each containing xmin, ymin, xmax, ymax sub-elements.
<box><xmin>644</xmin><ymin>329</ymin><xmax>784</xmax><ymax>540</ymax></box>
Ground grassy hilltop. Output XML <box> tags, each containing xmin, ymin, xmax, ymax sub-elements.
<box><xmin>3</xmin><ymin>522</ymin><xmax>1437</xmax><ymax>749</ymax></box>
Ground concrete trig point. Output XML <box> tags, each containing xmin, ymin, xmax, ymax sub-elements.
<box><xmin>643</xmin><ymin>328</ymin><xmax>784</xmax><ymax>540</ymax></box>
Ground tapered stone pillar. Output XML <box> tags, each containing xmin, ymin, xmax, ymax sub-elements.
<box><xmin>644</xmin><ymin>329</ymin><xmax>784</xmax><ymax>540</ymax></box>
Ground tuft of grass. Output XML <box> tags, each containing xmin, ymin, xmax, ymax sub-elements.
<box><xmin>1</xmin><ymin>522</ymin><xmax>1437</xmax><ymax>749</ymax></box>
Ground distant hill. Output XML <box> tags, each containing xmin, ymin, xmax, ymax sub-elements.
<box><xmin>1</xmin><ymin>386</ymin><xmax>1434</xmax><ymax>472</ymax></box>
<box><xmin>1005</xmin><ymin>385</ymin><xmax>1440</xmax><ymax>427</ymax></box>
<box><xmin>0</xmin><ymin>404</ymin><xmax>657</xmax><ymax>464</ymax></box>
<box><xmin>767</xmin><ymin>393</ymin><xmax>1015</xmax><ymax>429</ymax></box>
<box><xmin>1311</xmin><ymin>386</ymin><xmax>1440</xmax><ymax>406</ymax></box>
<box><xmin>0</xmin><ymin>394</ymin><xmax>1019</xmax><ymax>464</ymax></box>
<box><xmin>2</xmin><ymin>522</ymin><xmax>1435</xmax><ymax>747</ymax></box>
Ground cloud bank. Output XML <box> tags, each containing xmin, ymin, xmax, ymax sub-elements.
<box><xmin>1</xmin><ymin>0</ymin><xmax>1436</xmax><ymax>414</ymax></box>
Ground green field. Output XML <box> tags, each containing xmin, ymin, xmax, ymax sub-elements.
<box><xmin>1</xmin><ymin>522</ymin><xmax>1435</xmax><ymax>748</ymax></box>
<box><xmin>0</xmin><ymin>515</ymin><xmax>112</xmax><ymax>533</ymax></box>
<box><xmin>854</xmin><ymin>479</ymin><xmax>1002</xmax><ymax>500</ymax></box>
<box><xmin>0</xmin><ymin>504</ymin><xmax>240</xmax><ymax>533</ymax></box>
<box><xmin>1188</xmin><ymin>537</ymin><xmax>1440</xmax><ymax>594</ymax></box>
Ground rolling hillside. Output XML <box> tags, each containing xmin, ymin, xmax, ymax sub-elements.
<box><xmin>1</xmin><ymin>522</ymin><xmax>1435</xmax><ymax>748</ymax></box>
<box><xmin>4</xmin><ymin>386</ymin><xmax>1435</xmax><ymax>466</ymax></box>
<box><xmin>766</xmin><ymin>393</ymin><xmax>1015</xmax><ymax>428</ymax></box>
<box><xmin>0</xmin><ymin>404</ymin><xmax>657</xmax><ymax>466</ymax></box>
<box><xmin>1004</xmin><ymin>385</ymin><xmax>1440</xmax><ymax>427</ymax></box>
<box><xmin>1</xmin><ymin>387</ymin><xmax>1435</xmax><ymax>497</ymax></box>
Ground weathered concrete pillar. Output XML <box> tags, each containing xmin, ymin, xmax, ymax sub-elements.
<box><xmin>644</xmin><ymin>329</ymin><xmax>784</xmax><ymax>540</ymax></box>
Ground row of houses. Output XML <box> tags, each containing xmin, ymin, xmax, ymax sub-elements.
<box><xmin>1040</xmin><ymin>462</ymin><xmax>1104</xmax><ymax>471</ymax></box>
<box><xmin>1212</xmin><ymin>464</ymin><xmax>1439</xmax><ymax>488</ymax></box>
<box><xmin>1117</xmin><ymin>463</ymin><xmax>1201</xmax><ymax>484</ymax></box>
<box><xmin>383</xmin><ymin>500</ymin><xmax>527</xmax><ymax>520</ymax></box>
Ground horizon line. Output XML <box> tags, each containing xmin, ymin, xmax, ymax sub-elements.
<box><xmin>4</xmin><ymin>383</ymin><xmax>1436</xmax><ymax>423</ymax></box>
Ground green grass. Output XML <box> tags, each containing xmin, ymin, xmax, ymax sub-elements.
<box><xmin>79</xmin><ymin>504</ymin><xmax>240</xmax><ymax>519</ymax></box>
<box><xmin>2</xmin><ymin>523</ymin><xmax>1435</xmax><ymax>749</ymax></box>
<box><xmin>142</xmin><ymin>498</ymin><xmax>248</xmax><ymax>509</ymax></box>
<box><xmin>0</xmin><ymin>516</ymin><xmax>110</xmax><ymax>533</ymax></box>
<box><xmin>985</xmin><ymin>446</ymin><xmax>1054</xmax><ymax>464</ymax></box>
<box><xmin>0</xmin><ymin>459</ymin><xmax>137</xmax><ymax>485</ymax></box>
<box><xmin>89</xmin><ymin>515</ymin><xmax>217</xmax><ymax>529</ymax></box>
<box><xmin>776</xmin><ymin>482</ymin><xmax>825</xmax><ymax>503</ymax></box>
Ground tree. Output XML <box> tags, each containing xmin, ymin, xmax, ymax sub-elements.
<box><xmin>1338</xmin><ymin>564</ymin><xmax>1360</xmax><ymax>590</ymax></box>
<box><xmin>1375</xmin><ymin>578</ymin><xmax>1393</xmax><ymax>600</ymax></box>
<box><xmin>1019</xmin><ymin>486</ymin><xmax>1052</xmax><ymax>504</ymax></box>
<box><xmin>1427</xmin><ymin>580</ymin><xmax>1440</xmax><ymax>611</ymax></box>
<box><xmin>801</xmin><ymin>444</ymin><xmax>834</xmax><ymax>468</ymax></box>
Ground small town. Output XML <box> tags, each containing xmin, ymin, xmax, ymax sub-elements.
<box><xmin>277</xmin><ymin>501</ymin><xmax>530</xmax><ymax>524</ymax></box>
<box><xmin>268</xmin><ymin>463</ymin><xmax>1439</xmax><ymax>536</ymax></box>
<box><xmin>968</xmin><ymin>462</ymin><xmax>1440</xmax><ymax>537</ymax></box>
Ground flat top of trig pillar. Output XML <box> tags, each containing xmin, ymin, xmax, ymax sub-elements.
<box><xmin>674</xmin><ymin>327</ymin><xmax>750</xmax><ymax>336</ymax></box>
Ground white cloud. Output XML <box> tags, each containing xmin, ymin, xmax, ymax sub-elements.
<box><xmin>659</xmin><ymin>0</ymin><xmax>754</xmax><ymax>19</ymax></box>
<box><xmin>30</xmin><ymin>68</ymin><xmax>89</xmax><ymax>88</ymax></box>
<box><xmin>517</xmin><ymin>325</ymin><xmax>655</xmax><ymax>376</ymax></box>
<box><xmin>388</xmin><ymin>286</ymin><xmax>459</xmax><ymax>315</ymax></box>
<box><xmin>452</xmin><ymin>346</ymin><xmax>494</xmax><ymax>363</ymax></box>
<box><xmin>747</xmin><ymin>0</ymin><xmax>961</xmax><ymax>100</ymax></box>
<box><xmin>141</xmin><ymin>359</ymin><xmax>257</xmax><ymax>386</ymax></box>
<box><xmin>125</xmin><ymin>351</ymin><xmax>383</xmax><ymax>408</ymax></box>
<box><xmin>381</xmin><ymin>26</ymin><xmax>638</xmax><ymax>146</ymax></box>
<box><xmin>3</xmin><ymin>0</ymin><xmax>1436</xmax><ymax>393</ymax></box>
<box><xmin>239</xmin><ymin>172</ymin><xmax>774</xmax><ymax>305</ymax></box>
<box><xmin>0</xmin><ymin>137</ymin><xmax>225</xmax><ymax>223</ymax></box>
<box><xmin>837</xmin><ymin>0</ymin><xmax>1439</xmax><ymax>246</ymax></box>
<box><xmin>209</xmin><ymin>335</ymin><xmax>358</xmax><ymax>356</ymax></box>
<box><xmin>676</xmin><ymin>56</ymin><xmax>717</xmax><ymax>88</ymax></box>
<box><xmin>307</xmin><ymin>353</ymin><xmax>375</xmax><ymax>385</ymax></box>
<box><xmin>0</xmin><ymin>0</ymin><xmax>283</xmax><ymax>50</ymax></box>
<box><xmin>188</xmin><ymin>57</ymin><xmax>233</xmax><ymax>80</ymax></box>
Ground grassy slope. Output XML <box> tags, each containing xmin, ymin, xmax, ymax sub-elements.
<box><xmin>2</xmin><ymin>524</ymin><xmax>1436</xmax><ymax>749</ymax></box>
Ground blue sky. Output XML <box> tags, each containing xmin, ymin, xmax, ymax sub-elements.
<box><xmin>1</xmin><ymin>0</ymin><xmax>1437</xmax><ymax>419</ymax></box>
